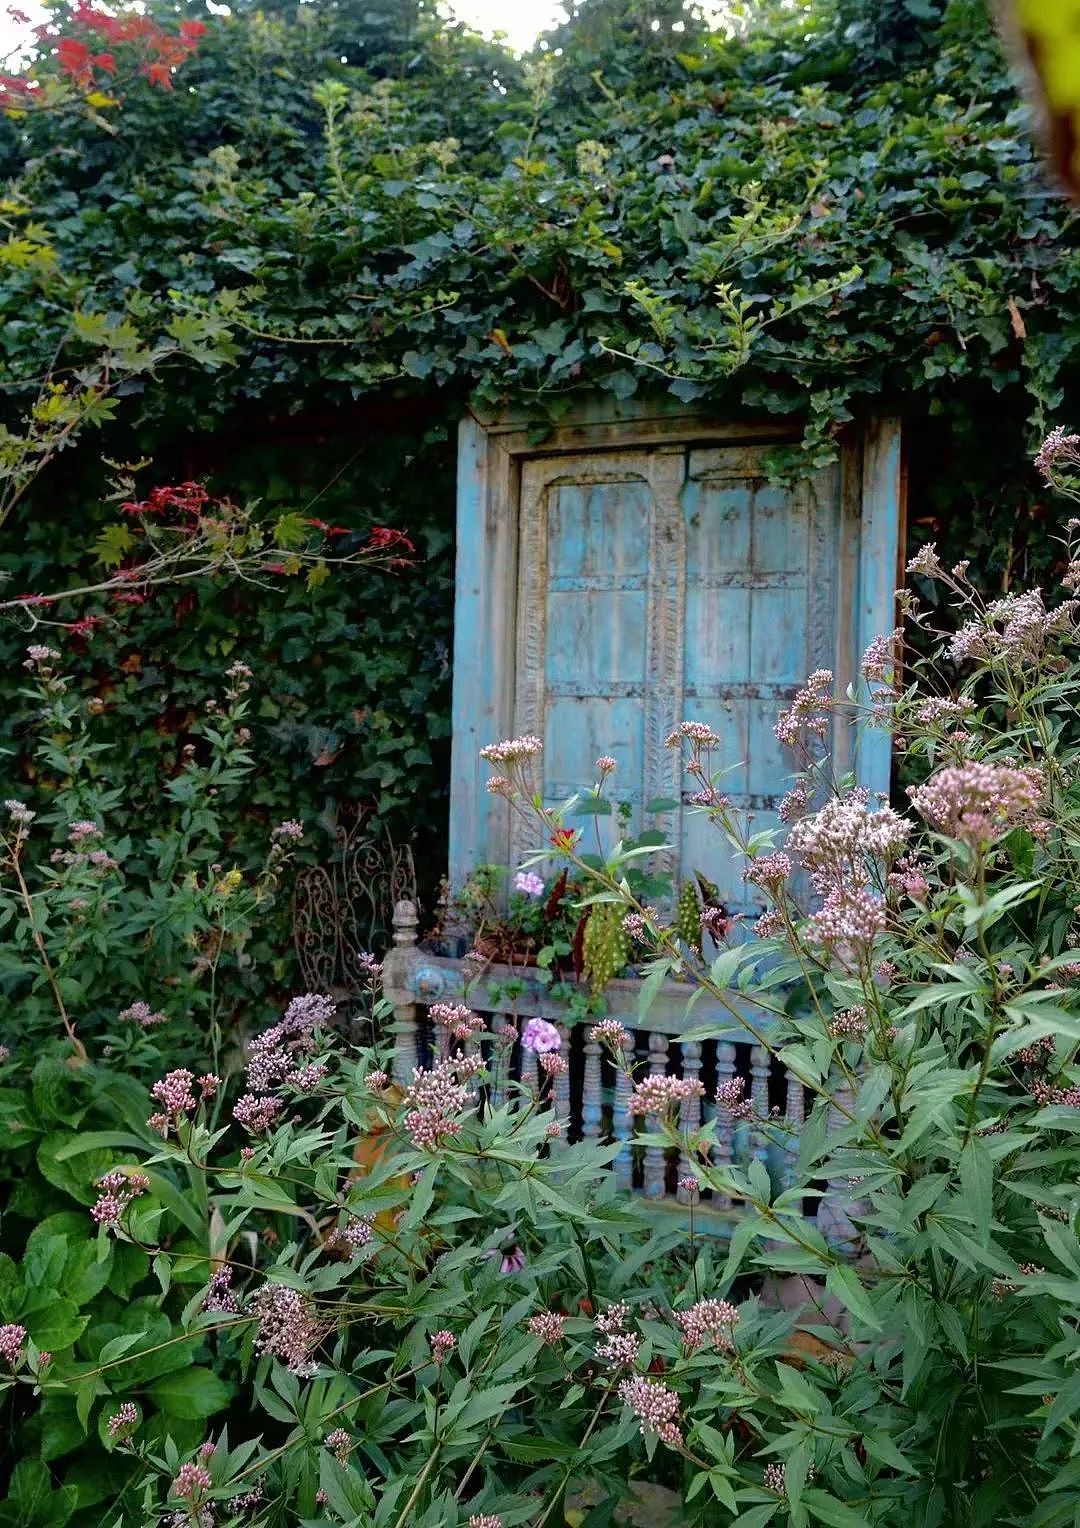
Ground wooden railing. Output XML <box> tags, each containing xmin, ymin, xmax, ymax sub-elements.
<box><xmin>382</xmin><ymin>900</ymin><xmax>855</xmax><ymax>1244</ymax></box>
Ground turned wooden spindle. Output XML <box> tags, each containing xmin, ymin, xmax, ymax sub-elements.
<box><xmin>642</xmin><ymin>1031</ymin><xmax>670</xmax><ymax>1199</ymax></box>
<box><xmin>388</xmin><ymin>900</ymin><xmax>420</xmax><ymax>1088</ymax></box>
<box><xmin>550</xmin><ymin>1021</ymin><xmax>572</xmax><ymax>1148</ymax></box>
<box><xmin>582</xmin><ymin>1031</ymin><xmax>603</xmax><ymax>1143</ymax></box>
<box><xmin>782</xmin><ymin>1064</ymin><xmax>805</xmax><ymax>1192</ymax></box>
<box><xmin>677</xmin><ymin>1039</ymin><xmax>703</xmax><ymax>1201</ymax></box>
<box><xmin>750</xmin><ymin>1043</ymin><xmax>771</xmax><ymax>1164</ymax></box>
<box><xmin>613</xmin><ymin>1043</ymin><xmax>634</xmax><ymax>1189</ymax></box>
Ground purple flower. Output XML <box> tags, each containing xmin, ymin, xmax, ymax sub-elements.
<box><xmin>513</xmin><ymin>870</ymin><xmax>545</xmax><ymax>897</ymax></box>
<box><xmin>521</xmin><ymin>1018</ymin><xmax>561</xmax><ymax>1054</ymax></box>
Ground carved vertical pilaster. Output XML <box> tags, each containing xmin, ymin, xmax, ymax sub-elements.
<box><xmin>644</xmin><ymin>450</ymin><xmax>687</xmax><ymax>877</ymax></box>
<box><xmin>509</xmin><ymin>467</ymin><xmax>549</xmax><ymax>873</ymax></box>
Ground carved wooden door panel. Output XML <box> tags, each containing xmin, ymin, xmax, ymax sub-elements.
<box><xmin>449</xmin><ymin>409</ymin><xmax>901</xmax><ymax>906</ymax></box>
<box><xmin>511</xmin><ymin>444</ymin><xmax>842</xmax><ymax>922</ymax></box>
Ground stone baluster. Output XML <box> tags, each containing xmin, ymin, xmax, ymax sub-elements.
<box><xmin>384</xmin><ymin>900</ymin><xmax>421</xmax><ymax>1089</ymax></box>
<box><xmin>750</xmin><ymin>1044</ymin><xmax>771</xmax><ymax>1165</ymax></box>
<box><xmin>815</xmin><ymin>1087</ymin><xmax>867</xmax><ymax>1254</ymax></box>
<box><xmin>677</xmin><ymin>1039</ymin><xmax>703</xmax><ymax>1201</ymax></box>
<box><xmin>642</xmin><ymin>1031</ymin><xmax>670</xmax><ymax>1199</ymax></box>
<box><xmin>613</xmin><ymin>1042</ymin><xmax>634</xmax><ymax>1189</ymax></box>
<box><xmin>782</xmin><ymin>1064</ymin><xmax>805</xmax><ymax>1192</ymax></box>
<box><xmin>582</xmin><ymin>1031</ymin><xmax>603</xmax><ymax>1144</ymax></box>
<box><xmin>713</xmin><ymin>1041</ymin><xmax>737</xmax><ymax>1208</ymax></box>
<box><xmin>549</xmin><ymin>1021</ymin><xmax>572</xmax><ymax>1150</ymax></box>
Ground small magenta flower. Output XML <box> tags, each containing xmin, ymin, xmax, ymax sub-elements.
<box><xmin>617</xmin><ymin>1375</ymin><xmax>683</xmax><ymax>1447</ymax></box>
<box><xmin>173</xmin><ymin>1461</ymin><xmax>212</xmax><ymax>1499</ymax></box>
<box><xmin>430</xmin><ymin>1330</ymin><xmax>456</xmax><ymax>1364</ymax></box>
<box><xmin>675</xmin><ymin>1297</ymin><xmax>739</xmax><ymax>1351</ymax></box>
<box><xmin>325</xmin><ymin>1427</ymin><xmax>352</xmax><ymax>1464</ymax></box>
<box><xmin>107</xmin><ymin>1402</ymin><xmax>139</xmax><ymax>1438</ymax></box>
<box><xmin>468</xmin><ymin>1516</ymin><xmax>503</xmax><ymax>1528</ymax></box>
<box><xmin>627</xmin><ymin>1075</ymin><xmax>704</xmax><ymax>1118</ymax></box>
<box><xmin>539</xmin><ymin>1051</ymin><xmax>567</xmax><ymax>1077</ymax></box>
<box><xmin>596</xmin><ymin>755</ymin><xmax>617</xmax><ymax>774</ymax></box>
<box><xmin>527</xmin><ymin>1310</ymin><xmax>567</xmax><ymax>1345</ymax></box>
<box><xmin>118</xmin><ymin>1001</ymin><xmax>167</xmax><ymax>1028</ymax></box>
<box><xmin>522</xmin><ymin>1018</ymin><xmax>561</xmax><ymax>1054</ymax></box>
<box><xmin>500</xmin><ymin>1245</ymin><xmax>526</xmax><ymax>1274</ymax></box>
<box><xmin>0</xmin><ymin>1324</ymin><xmax>25</xmax><ymax>1366</ymax></box>
<box><xmin>271</xmin><ymin>819</ymin><xmax>304</xmax><ymax>842</ymax></box>
<box><xmin>589</xmin><ymin>1018</ymin><xmax>633</xmax><ymax>1052</ymax></box>
<box><xmin>513</xmin><ymin>869</ymin><xmax>545</xmax><ymax>897</ymax></box>
<box><xmin>366</xmin><ymin>1069</ymin><xmax>388</xmax><ymax>1092</ymax></box>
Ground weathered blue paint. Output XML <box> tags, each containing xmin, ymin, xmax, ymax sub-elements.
<box><xmin>449</xmin><ymin>409</ymin><xmax>903</xmax><ymax>910</ymax></box>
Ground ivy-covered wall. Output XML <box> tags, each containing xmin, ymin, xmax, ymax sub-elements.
<box><xmin>2</xmin><ymin>0</ymin><xmax>1079</xmax><ymax>966</ymax></box>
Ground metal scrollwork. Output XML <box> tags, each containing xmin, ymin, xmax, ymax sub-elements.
<box><xmin>292</xmin><ymin>803</ymin><xmax>417</xmax><ymax>999</ymax></box>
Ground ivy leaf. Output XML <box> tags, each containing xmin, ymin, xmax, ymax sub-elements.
<box><xmin>92</xmin><ymin>524</ymin><xmax>135</xmax><ymax>568</ymax></box>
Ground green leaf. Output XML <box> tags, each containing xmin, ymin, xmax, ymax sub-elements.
<box><xmin>148</xmin><ymin>1366</ymin><xmax>231</xmax><ymax>1420</ymax></box>
<box><xmin>825</xmin><ymin>1263</ymin><xmax>881</xmax><ymax>1332</ymax></box>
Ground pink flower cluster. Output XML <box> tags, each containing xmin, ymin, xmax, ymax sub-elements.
<box><xmin>596</xmin><ymin>1330</ymin><xmax>641</xmax><ymax>1366</ymax></box>
<box><xmin>202</xmin><ymin>1265</ymin><xmax>239</xmax><ymax>1314</ymax></box>
<box><xmin>403</xmin><ymin>1051</ymin><xmax>483</xmax><ymax>1148</ymax></box>
<box><xmin>522</xmin><ymin>1017</ymin><xmax>561</xmax><ymax>1054</ymax></box>
<box><xmin>271</xmin><ymin>819</ymin><xmax>304</xmax><ymax>842</ymax></box>
<box><xmin>174</xmin><ymin>1462</ymin><xmax>212</xmax><ymax>1499</ymax></box>
<box><xmin>665</xmin><ymin>720</ymin><xmax>722</xmax><ymax>748</ymax></box>
<box><xmin>675</xmin><ymin>1297</ymin><xmax>739</xmax><ymax>1350</ymax></box>
<box><xmin>617</xmin><ymin>1375</ymin><xmax>683</xmax><ymax>1447</ymax></box>
<box><xmin>469</xmin><ymin>1516</ymin><xmax>503</xmax><ymax>1528</ymax></box>
<box><xmin>479</xmin><ymin>734</ymin><xmax>543</xmax><ymax>765</ymax></box>
<box><xmin>513</xmin><ymin>869</ymin><xmax>545</xmax><ymax>896</ymax></box>
<box><xmin>232</xmin><ymin>991</ymin><xmax>337</xmax><ymax>1135</ymax></box>
<box><xmin>249</xmin><ymin>1282</ymin><xmax>324</xmax><ymax>1375</ymax></box>
<box><xmin>861</xmin><ymin>629</ymin><xmax>903</xmax><ymax>683</ymax></box>
<box><xmin>148</xmin><ymin>1069</ymin><xmax>199</xmax><ymax>1136</ymax></box>
<box><xmin>774</xmin><ymin>669</ymin><xmax>833</xmax><ymax>747</ymax></box>
<box><xmin>118</xmin><ymin>1000</ymin><xmax>167</xmax><ymax>1028</ymax></box>
<box><xmin>325</xmin><ymin>1427</ymin><xmax>352</xmax><ymax>1464</ymax></box>
<box><xmin>589</xmin><ymin>1017</ymin><xmax>634</xmax><ymax>1052</ymax></box>
<box><xmin>429</xmin><ymin>1001</ymin><xmax>485</xmax><ymax>1043</ymax></box>
<box><xmin>1035</xmin><ymin>425</ymin><xmax>1080</xmax><ymax>479</ymax></box>
<box><xmin>829</xmin><ymin>1006</ymin><xmax>868</xmax><ymax>1040</ymax></box>
<box><xmin>91</xmin><ymin>1168</ymin><xmax>151</xmax><ymax>1229</ymax></box>
<box><xmin>715</xmin><ymin>1075</ymin><xmax>753</xmax><ymax>1121</ymax></box>
<box><xmin>627</xmin><ymin>1074</ymin><xmax>704</xmax><ymax>1118</ymax></box>
<box><xmin>527</xmin><ymin>1310</ymin><xmax>567</xmax><ymax>1345</ymax></box>
<box><xmin>430</xmin><ymin>1329</ymin><xmax>456</xmax><ymax>1364</ymax></box>
<box><xmin>908</xmin><ymin>762</ymin><xmax>1044</xmax><ymax>848</ymax></box>
<box><xmin>949</xmin><ymin>590</ymin><xmax>1077</xmax><ymax>667</ymax></box>
<box><xmin>0</xmin><ymin>1324</ymin><xmax>26</xmax><ymax>1365</ymax></box>
<box><xmin>107</xmin><ymin>1402</ymin><xmax>138</xmax><ymax>1437</ymax></box>
<box><xmin>787</xmin><ymin>790</ymin><xmax>910</xmax><ymax>890</ymax></box>
<box><xmin>743</xmin><ymin>852</ymin><xmax>792</xmax><ymax>891</ymax></box>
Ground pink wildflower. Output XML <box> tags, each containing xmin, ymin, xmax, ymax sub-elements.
<box><xmin>173</xmin><ymin>1462</ymin><xmax>212</xmax><ymax>1499</ymax></box>
<box><xmin>906</xmin><ymin>543</ymin><xmax>944</xmax><ymax>578</ymax></box>
<box><xmin>527</xmin><ymin>1310</ymin><xmax>567</xmax><ymax>1345</ymax></box>
<box><xmin>429</xmin><ymin>1001</ymin><xmax>485</xmax><ymax>1042</ymax></box>
<box><xmin>743</xmin><ymin>852</ymin><xmax>792</xmax><ymax>890</ymax></box>
<box><xmin>774</xmin><ymin>669</ymin><xmax>833</xmax><ymax>747</ymax></box>
<box><xmin>469</xmin><ymin>1517</ymin><xmax>503</xmax><ymax>1528</ymax></box>
<box><xmin>403</xmin><ymin>1051</ymin><xmax>482</xmax><ymax>1148</ymax></box>
<box><xmin>202</xmin><ymin>1266</ymin><xmax>239</xmax><ymax>1314</ymax></box>
<box><xmin>589</xmin><ymin>1017</ymin><xmax>634</xmax><ymax>1052</ymax></box>
<box><xmin>479</xmin><ymin>735</ymin><xmax>543</xmax><ymax>764</ymax></box>
<box><xmin>249</xmin><ymin>1283</ymin><xmax>324</xmax><ymax>1374</ymax></box>
<box><xmin>909</xmin><ymin>762</ymin><xmax>1043</xmax><ymax>847</ymax></box>
<box><xmin>233</xmin><ymin>1093</ymin><xmax>282</xmax><ymax>1132</ymax></box>
<box><xmin>271</xmin><ymin>819</ymin><xmax>304</xmax><ymax>842</ymax></box>
<box><xmin>513</xmin><ymin>870</ymin><xmax>545</xmax><ymax>896</ymax></box>
<box><xmin>366</xmin><ymin>1069</ymin><xmax>389</xmax><ymax>1091</ymax></box>
<box><xmin>617</xmin><ymin>1375</ymin><xmax>683</xmax><ymax>1447</ymax></box>
<box><xmin>829</xmin><ymin>1006</ymin><xmax>868</xmax><ymax>1039</ymax></box>
<box><xmin>539</xmin><ymin>1051</ymin><xmax>567</xmax><ymax>1077</ymax></box>
<box><xmin>118</xmin><ymin>1001</ymin><xmax>167</xmax><ymax>1028</ymax></box>
<box><xmin>430</xmin><ymin>1330</ymin><xmax>456</xmax><ymax>1364</ymax></box>
<box><xmin>107</xmin><ymin>1402</ymin><xmax>139</xmax><ymax>1438</ymax></box>
<box><xmin>596</xmin><ymin>1330</ymin><xmax>641</xmax><ymax>1367</ymax></box>
<box><xmin>0</xmin><ymin>1324</ymin><xmax>25</xmax><ymax>1365</ymax></box>
<box><xmin>522</xmin><ymin>1017</ymin><xmax>561</xmax><ymax>1054</ymax></box>
<box><xmin>150</xmin><ymin>1068</ymin><xmax>197</xmax><ymax>1118</ymax></box>
<box><xmin>596</xmin><ymin>755</ymin><xmax>617</xmax><ymax>773</ymax></box>
<box><xmin>716</xmin><ymin>1075</ymin><xmax>753</xmax><ymax>1121</ymax></box>
<box><xmin>675</xmin><ymin>1297</ymin><xmax>738</xmax><ymax>1350</ymax></box>
<box><xmin>626</xmin><ymin>1074</ymin><xmax>704</xmax><ymax>1118</ymax></box>
<box><xmin>325</xmin><ymin>1427</ymin><xmax>352</xmax><ymax>1464</ymax></box>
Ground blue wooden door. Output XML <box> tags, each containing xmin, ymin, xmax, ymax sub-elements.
<box><xmin>511</xmin><ymin>445</ymin><xmax>842</xmax><ymax>923</ymax></box>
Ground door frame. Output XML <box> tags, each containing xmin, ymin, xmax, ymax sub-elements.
<box><xmin>450</xmin><ymin>398</ymin><xmax>904</xmax><ymax>896</ymax></box>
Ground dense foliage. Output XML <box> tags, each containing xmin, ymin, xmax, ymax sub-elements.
<box><xmin>12</xmin><ymin>483</ymin><xmax>1080</xmax><ymax>1524</ymax></box>
<box><xmin>2</xmin><ymin>0</ymin><xmax>1079</xmax><ymax>937</ymax></box>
